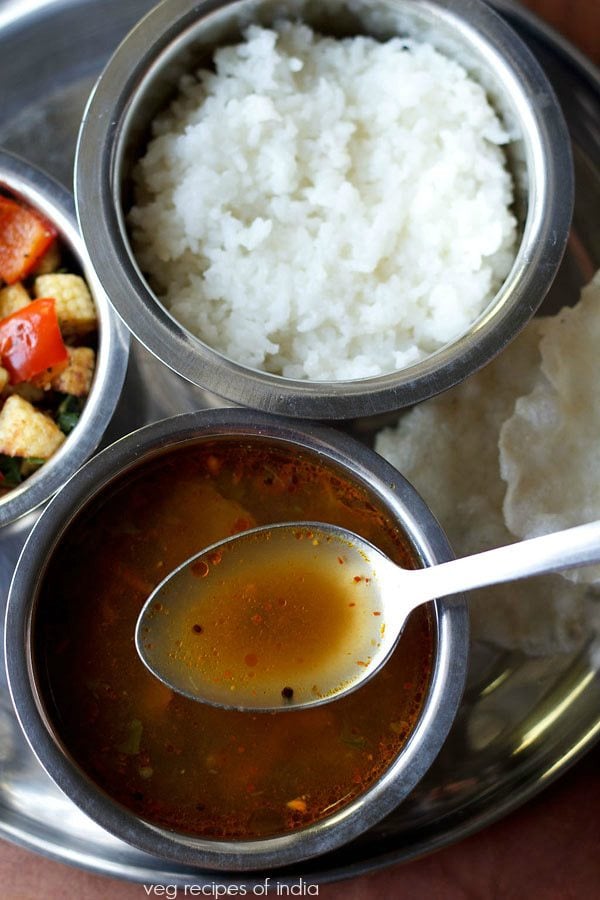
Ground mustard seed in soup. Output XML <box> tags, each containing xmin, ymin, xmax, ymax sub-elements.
<box><xmin>37</xmin><ymin>439</ymin><xmax>433</xmax><ymax>839</ymax></box>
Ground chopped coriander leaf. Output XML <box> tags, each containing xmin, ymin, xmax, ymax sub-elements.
<box><xmin>56</xmin><ymin>394</ymin><xmax>84</xmax><ymax>435</ymax></box>
<box><xmin>0</xmin><ymin>455</ymin><xmax>23</xmax><ymax>487</ymax></box>
<box><xmin>21</xmin><ymin>457</ymin><xmax>46</xmax><ymax>477</ymax></box>
<box><xmin>117</xmin><ymin>718</ymin><xmax>143</xmax><ymax>756</ymax></box>
<box><xmin>340</xmin><ymin>723</ymin><xmax>367</xmax><ymax>750</ymax></box>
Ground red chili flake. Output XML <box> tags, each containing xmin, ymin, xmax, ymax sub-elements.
<box><xmin>337</xmin><ymin>557</ymin><xmax>344</xmax><ymax>565</ymax></box>
<box><xmin>281</xmin><ymin>686</ymin><xmax>294</xmax><ymax>699</ymax></box>
<box><xmin>348</xmin><ymin>602</ymin><xmax>356</xmax><ymax>607</ymax></box>
<box><xmin>353</xmin><ymin>575</ymin><xmax>364</xmax><ymax>583</ymax></box>
<box><xmin>251</xmin><ymin>613</ymin><xmax>263</xmax><ymax>625</ymax></box>
<box><xmin>208</xmin><ymin>550</ymin><xmax>222</xmax><ymax>566</ymax></box>
<box><xmin>192</xmin><ymin>624</ymin><xmax>203</xmax><ymax>634</ymax></box>
<box><xmin>191</xmin><ymin>560</ymin><xmax>210</xmax><ymax>578</ymax></box>
<box><xmin>372</xmin><ymin>611</ymin><xmax>381</xmax><ymax>617</ymax></box>
<box><xmin>244</xmin><ymin>653</ymin><xmax>258</xmax><ymax>667</ymax></box>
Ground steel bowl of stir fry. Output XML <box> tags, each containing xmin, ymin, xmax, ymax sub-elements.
<box><xmin>0</xmin><ymin>150</ymin><xmax>129</xmax><ymax>526</ymax></box>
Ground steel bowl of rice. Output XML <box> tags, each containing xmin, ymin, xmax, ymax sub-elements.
<box><xmin>75</xmin><ymin>0</ymin><xmax>573</xmax><ymax>419</ymax></box>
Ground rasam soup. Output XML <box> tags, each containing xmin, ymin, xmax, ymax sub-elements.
<box><xmin>36</xmin><ymin>437</ymin><xmax>434</xmax><ymax>839</ymax></box>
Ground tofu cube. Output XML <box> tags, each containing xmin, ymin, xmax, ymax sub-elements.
<box><xmin>31</xmin><ymin>240</ymin><xmax>61</xmax><ymax>276</ymax></box>
<box><xmin>5</xmin><ymin>382</ymin><xmax>45</xmax><ymax>404</ymax></box>
<box><xmin>0</xmin><ymin>282</ymin><xmax>30</xmax><ymax>319</ymax></box>
<box><xmin>51</xmin><ymin>347</ymin><xmax>95</xmax><ymax>397</ymax></box>
<box><xmin>0</xmin><ymin>394</ymin><xmax>65</xmax><ymax>459</ymax></box>
<box><xmin>34</xmin><ymin>273</ymin><xmax>97</xmax><ymax>337</ymax></box>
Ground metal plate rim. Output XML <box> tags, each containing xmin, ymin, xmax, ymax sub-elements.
<box><xmin>0</xmin><ymin>0</ymin><xmax>599</xmax><ymax>888</ymax></box>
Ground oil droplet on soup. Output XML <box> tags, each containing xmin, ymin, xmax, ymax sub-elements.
<box><xmin>36</xmin><ymin>440</ymin><xmax>433</xmax><ymax>839</ymax></box>
<box><xmin>143</xmin><ymin>526</ymin><xmax>385</xmax><ymax>707</ymax></box>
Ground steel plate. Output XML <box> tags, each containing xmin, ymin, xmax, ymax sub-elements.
<box><xmin>0</xmin><ymin>0</ymin><xmax>599</xmax><ymax>887</ymax></box>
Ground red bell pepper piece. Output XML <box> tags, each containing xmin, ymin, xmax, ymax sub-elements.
<box><xmin>0</xmin><ymin>297</ymin><xmax>68</xmax><ymax>384</ymax></box>
<box><xmin>0</xmin><ymin>195</ymin><xmax>57</xmax><ymax>284</ymax></box>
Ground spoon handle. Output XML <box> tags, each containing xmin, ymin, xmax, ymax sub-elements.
<box><xmin>399</xmin><ymin>519</ymin><xmax>600</xmax><ymax>609</ymax></box>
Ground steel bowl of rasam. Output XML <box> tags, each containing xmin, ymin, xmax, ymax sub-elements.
<box><xmin>6</xmin><ymin>408</ymin><xmax>468</xmax><ymax>870</ymax></box>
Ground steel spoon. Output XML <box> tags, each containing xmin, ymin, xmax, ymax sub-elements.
<box><xmin>136</xmin><ymin>519</ymin><xmax>600</xmax><ymax>711</ymax></box>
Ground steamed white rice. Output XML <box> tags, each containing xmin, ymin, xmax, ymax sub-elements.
<box><xmin>129</xmin><ymin>22</ymin><xmax>517</xmax><ymax>381</ymax></box>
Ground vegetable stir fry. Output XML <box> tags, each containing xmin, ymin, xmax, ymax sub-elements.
<box><xmin>0</xmin><ymin>193</ymin><xmax>97</xmax><ymax>496</ymax></box>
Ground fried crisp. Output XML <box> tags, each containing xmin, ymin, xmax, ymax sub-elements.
<box><xmin>0</xmin><ymin>281</ymin><xmax>30</xmax><ymax>319</ymax></box>
<box><xmin>33</xmin><ymin>273</ymin><xmax>97</xmax><ymax>337</ymax></box>
<box><xmin>500</xmin><ymin>272</ymin><xmax>600</xmax><ymax>584</ymax></box>
<box><xmin>50</xmin><ymin>347</ymin><xmax>95</xmax><ymax>397</ymax></box>
<box><xmin>4</xmin><ymin>382</ymin><xmax>45</xmax><ymax>404</ymax></box>
<box><xmin>375</xmin><ymin>318</ymin><xmax>597</xmax><ymax>655</ymax></box>
<box><xmin>31</xmin><ymin>240</ymin><xmax>61</xmax><ymax>276</ymax></box>
<box><xmin>0</xmin><ymin>394</ymin><xmax>65</xmax><ymax>459</ymax></box>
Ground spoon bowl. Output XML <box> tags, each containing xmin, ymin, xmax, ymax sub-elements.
<box><xmin>136</xmin><ymin>522</ymin><xmax>399</xmax><ymax>711</ymax></box>
<box><xmin>137</xmin><ymin>517</ymin><xmax>600</xmax><ymax>711</ymax></box>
